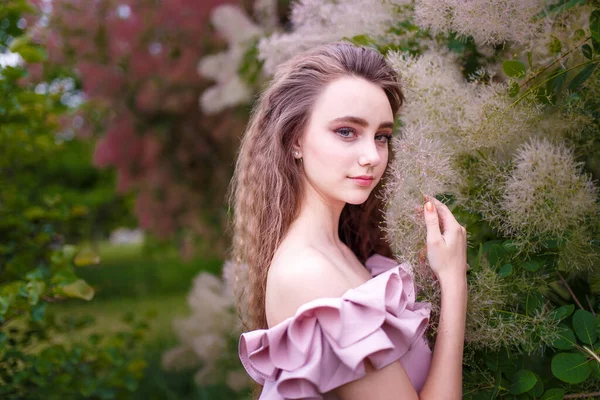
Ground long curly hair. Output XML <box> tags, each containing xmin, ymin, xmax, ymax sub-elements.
<box><xmin>228</xmin><ymin>42</ymin><xmax>405</xmax><ymax>332</ymax></box>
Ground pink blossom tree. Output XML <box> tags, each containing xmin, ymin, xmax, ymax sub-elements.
<box><xmin>26</xmin><ymin>0</ymin><xmax>250</xmax><ymax>254</ymax></box>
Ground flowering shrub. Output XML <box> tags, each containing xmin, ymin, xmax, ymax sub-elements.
<box><xmin>24</xmin><ymin>0</ymin><xmax>248</xmax><ymax>252</ymax></box>
<box><xmin>199</xmin><ymin>0</ymin><xmax>600</xmax><ymax>397</ymax></box>
<box><xmin>162</xmin><ymin>261</ymin><xmax>250</xmax><ymax>395</ymax></box>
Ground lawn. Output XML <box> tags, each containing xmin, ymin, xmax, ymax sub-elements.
<box><xmin>49</xmin><ymin>242</ymin><xmax>245</xmax><ymax>399</ymax></box>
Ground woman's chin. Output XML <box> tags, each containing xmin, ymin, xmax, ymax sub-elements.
<box><xmin>343</xmin><ymin>192</ymin><xmax>372</xmax><ymax>205</ymax></box>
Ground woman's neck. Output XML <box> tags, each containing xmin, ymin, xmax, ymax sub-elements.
<box><xmin>289</xmin><ymin>184</ymin><xmax>346</xmax><ymax>248</ymax></box>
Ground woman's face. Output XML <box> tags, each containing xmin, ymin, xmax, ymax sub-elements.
<box><xmin>297</xmin><ymin>76</ymin><xmax>394</xmax><ymax>206</ymax></box>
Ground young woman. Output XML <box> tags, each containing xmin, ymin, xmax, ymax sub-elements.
<box><xmin>229</xmin><ymin>42</ymin><xmax>468</xmax><ymax>400</ymax></box>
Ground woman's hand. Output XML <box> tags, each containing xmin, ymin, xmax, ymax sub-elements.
<box><xmin>423</xmin><ymin>196</ymin><xmax>467</xmax><ymax>283</ymax></box>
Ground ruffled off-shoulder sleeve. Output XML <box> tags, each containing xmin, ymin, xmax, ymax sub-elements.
<box><xmin>238</xmin><ymin>258</ymin><xmax>431</xmax><ymax>399</ymax></box>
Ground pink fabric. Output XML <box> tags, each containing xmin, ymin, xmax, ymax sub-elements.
<box><xmin>238</xmin><ymin>254</ymin><xmax>432</xmax><ymax>399</ymax></box>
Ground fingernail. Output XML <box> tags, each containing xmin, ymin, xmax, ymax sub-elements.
<box><xmin>425</xmin><ymin>201</ymin><xmax>434</xmax><ymax>212</ymax></box>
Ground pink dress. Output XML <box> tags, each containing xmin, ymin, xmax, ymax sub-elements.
<box><xmin>238</xmin><ymin>254</ymin><xmax>432</xmax><ymax>399</ymax></box>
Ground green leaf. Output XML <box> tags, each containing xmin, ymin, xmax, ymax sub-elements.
<box><xmin>74</xmin><ymin>248</ymin><xmax>100</xmax><ymax>266</ymax></box>
<box><xmin>549</xmin><ymin>304</ymin><xmax>575</xmax><ymax>322</ymax></box>
<box><xmin>591</xmin><ymin>361</ymin><xmax>600</xmax><ymax>379</ymax></box>
<box><xmin>597</xmin><ymin>314</ymin><xmax>600</xmax><ymax>336</ymax></box>
<box><xmin>582</xmin><ymin>44</ymin><xmax>593</xmax><ymax>60</ymax></box>
<box><xmin>527</xmin><ymin>51</ymin><xmax>533</xmax><ymax>69</ymax></box>
<box><xmin>531</xmin><ymin>374</ymin><xmax>544</xmax><ymax>397</ymax></box>
<box><xmin>551</xmin><ymin>324</ymin><xmax>576</xmax><ymax>350</ymax></box>
<box><xmin>502</xmin><ymin>240</ymin><xmax>519</xmax><ymax>253</ymax></box>
<box><xmin>346</xmin><ymin>34</ymin><xmax>376</xmax><ymax>47</ymax></box>
<box><xmin>31</xmin><ymin>302</ymin><xmax>46</xmax><ymax>322</ymax></box>
<box><xmin>525</xmin><ymin>292</ymin><xmax>543</xmax><ymax>316</ymax></box>
<box><xmin>60</xmin><ymin>279</ymin><xmax>94</xmax><ymax>301</ymax></box>
<box><xmin>593</xmin><ymin>38</ymin><xmax>600</xmax><ymax>54</ymax></box>
<box><xmin>568</xmin><ymin>63</ymin><xmax>598</xmax><ymax>91</ymax></box>
<box><xmin>499</xmin><ymin>263</ymin><xmax>513</xmax><ymax>277</ymax></box>
<box><xmin>591</xmin><ymin>10</ymin><xmax>600</xmax><ymax>43</ymax></box>
<box><xmin>548</xmin><ymin>36</ymin><xmax>562</xmax><ymax>53</ymax></box>
<box><xmin>25</xmin><ymin>280</ymin><xmax>45</xmax><ymax>305</ymax></box>
<box><xmin>503</xmin><ymin>60</ymin><xmax>527</xmax><ymax>78</ymax></box>
<box><xmin>508</xmin><ymin>369</ymin><xmax>537</xmax><ymax>395</ymax></box>
<box><xmin>509</xmin><ymin>81</ymin><xmax>520</xmax><ymax>97</ymax></box>
<box><xmin>2</xmin><ymin>65</ymin><xmax>27</xmax><ymax>80</ymax></box>
<box><xmin>8</xmin><ymin>35</ymin><xmax>30</xmax><ymax>53</ymax></box>
<box><xmin>541</xmin><ymin>388</ymin><xmax>566</xmax><ymax>400</ymax></box>
<box><xmin>573</xmin><ymin>309</ymin><xmax>598</xmax><ymax>344</ymax></box>
<box><xmin>14</xmin><ymin>45</ymin><xmax>47</xmax><ymax>63</ymax></box>
<box><xmin>487</xmin><ymin>244</ymin><xmax>505</xmax><ymax>266</ymax></box>
<box><xmin>551</xmin><ymin>352</ymin><xmax>592</xmax><ymax>383</ymax></box>
<box><xmin>574</xmin><ymin>28</ymin><xmax>586</xmax><ymax>41</ymax></box>
<box><xmin>522</xmin><ymin>259</ymin><xmax>541</xmax><ymax>272</ymax></box>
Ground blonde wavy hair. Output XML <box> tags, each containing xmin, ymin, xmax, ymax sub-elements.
<box><xmin>229</xmin><ymin>42</ymin><xmax>405</xmax><ymax>332</ymax></box>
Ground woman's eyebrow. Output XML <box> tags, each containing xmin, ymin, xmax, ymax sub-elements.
<box><xmin>330</xmin><ymin>115</ymin><xmax>394</xmax><ymax>130</ymax></box>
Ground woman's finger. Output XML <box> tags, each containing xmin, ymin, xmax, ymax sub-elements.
<box><xmin>427</xmin><ymin>197</ymin><xmax>461</xmax><ymax>233</ymax></box>
<box><xmin>423</xmin><ymin>201</ymin><xmax>444</xmax><ymax>245</ymax></box>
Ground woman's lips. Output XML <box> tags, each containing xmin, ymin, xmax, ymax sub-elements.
<box><xmin>349</xmin><ymin>176</ymin><xmax>374</xmax><ymax>187</ymax></box>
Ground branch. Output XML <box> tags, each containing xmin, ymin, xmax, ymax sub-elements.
<box><xmin>585</xmin><ymin>294</ymin><xmax>596</xmax><ymax>317</ymax></box>
<box><xmin>556</xmin><ymin>271</ymin><xmax>585</xmax><ymax>310</ymax></box>
<box><xmin>509</xmin><ymin>59</ymin><xmax>599</xmax><ymax>109</ymax></box>
<box><xmin>520</xmin><ymin>36</ymin><xmax>592</xmax><ymax>89</ymax></box>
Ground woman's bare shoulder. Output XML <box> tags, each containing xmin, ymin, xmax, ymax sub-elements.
<box><xmin>265</xmin><ymin>246</ymin><xmax>352</xmax><ymax>327</ymax></box>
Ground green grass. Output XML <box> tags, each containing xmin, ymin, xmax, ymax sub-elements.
<box><xmin>51</xmin><ymin>292</ymin><xmax>189</xmax><ymax>343</ymax></box>
<box><xmin>47</xmin><ymin>242</ymin><xmax>247</xmax><ymax>399</ymax></box>
<box><xmin>75</xmin><ymin>242</ymin><xmax>224</xmax><ymax>300</ymax></box>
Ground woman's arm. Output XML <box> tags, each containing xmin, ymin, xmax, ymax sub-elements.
<box><xmin>335</xmin><ymin>197</ymin><xmax>468</xmax><ymax>400</ymax></box>
<box><xmin>418</xmin><ymin>197</ymin><xmax>468</xmax><ymax>399</ymax></box>
<box><xmin>418</xmin><ymin>275</ymin><xmax>467</xmax><ymax>399</ymax></box>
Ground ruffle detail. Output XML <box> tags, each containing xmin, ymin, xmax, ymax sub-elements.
<box><xmin>238</xmin><ymin>255</ymin><xmax>431</xmax><ymax>399</ymax></box>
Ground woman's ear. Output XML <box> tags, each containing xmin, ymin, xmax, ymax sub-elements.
<box><xmin>292</xmin><ymin>136</ymin><xmax>303</xmax><ymax>159</ymax></box>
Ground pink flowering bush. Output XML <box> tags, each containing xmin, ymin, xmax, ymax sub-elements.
<box><xmin>25</xmin><ymin>0</ymin><xmax>247</xmax><ymax>252</ymax></box>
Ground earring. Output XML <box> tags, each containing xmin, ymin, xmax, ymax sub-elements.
<box><xmin>293</xmin><ymin>151</ymin><xmax>300</xmax><ymax>158</ymax></box>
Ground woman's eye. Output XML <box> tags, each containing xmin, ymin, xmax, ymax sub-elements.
<box><xmin>375</xmin><ymin>133</ymin><xmax>392</xmax><ymax>142</ymax></box>
<box><xmin>336</xmin><ymin>128</ymin><xmax>355</xmax><ymax>138</ymax></box>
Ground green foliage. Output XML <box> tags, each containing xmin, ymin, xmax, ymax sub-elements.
<box><xmin>551</xmin><ymin>353</ymin><xmax>592</xmax><ymax>384</ymax></box>
<box><xmin>0</xmin><ymin>2</ymin><xmax>148</xmax><ymax>396</ymax></box>
<box><xmin>502</xmin><ymin>60</ymin><xmax>527</xmax><ymax>78</ymax></box>
<box><xmin>0</xmin><ymin>312</ymin><xmax>151</xmax><ymax>399</ymax></box>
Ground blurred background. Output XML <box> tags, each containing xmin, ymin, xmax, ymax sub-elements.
<box><xmin>0</xmin><ymin>0</ymin><xmax>287</xmax><ymax>398</ymax></box>
<box><xmin>2</xmin><ymin>0</ymin><xmax>600</xmax><ymax>399</ymax></box>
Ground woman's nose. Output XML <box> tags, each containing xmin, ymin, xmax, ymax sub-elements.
<box><xmin>358</xmin><ymin>138</ymin><xmax>382</xmax><ymax>167</ymax></box>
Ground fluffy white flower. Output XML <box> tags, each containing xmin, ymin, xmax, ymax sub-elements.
<box><xmin>161</xmin><ymin>345</ymin><xmax>201</xmax><ymax>371</ymax></box>
<box><xmin>258</xmin><ymin>0</ymin><xmax>413</xmax><ymax>74</ymax></box>
<box><xmin>414</xmin><ymin>0</ymin><xmax>547</xmax><ymax>46</ymax></box>
<box><xmin>226</xmin><ymin>370</ymin><xmax>251</xmax><ymax>392</ymax></box>
<box><xmin>198</xmin><ymin>5</ymin><xmax>264</xmax><ymax>114</ymax></box>
<box><xmin>499</xmin><ymin>138</ymin><xmax>598</xmax><ymax>252</ymax></box>
<box><xmin>162</xmin><ymin>265</ymin><xmax>244</xmax><ymax>389</ymax></box>
<box><xmin>253</xmin><ymin>0</ymin><xmax>279</xmax><ymax>31</ymax></box>
<box><xmin>387</xmin><ymin>50</ymin><xmax>542</xmax><ymax>151</ymax></box>
<box><xmin>384</xmin><ymin>122</ymin><xmax>459</xmax><ymax>265</ymax></box>
<box><xmin>191</xmin><ymin>333</ymin><xmax>226</xmax><ymax>362</ymax></box>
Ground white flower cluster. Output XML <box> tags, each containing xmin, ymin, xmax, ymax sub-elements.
<box><xmin>413</xmin><ymin>0</ymin><xmax>547</xmax><ymax>46</ymax></box>
<box><xmin>386</xmin><ymin>50</ymin><xmax>542</xmax><ymax>152</ymax></box>
<box><xmin>162</xmin><ymin>262</ymin><xmax>248</xmax><ymax>391</ymax></box>
<box><xmin>384</xmin><ymin>122</ymin><xmax>459</xmax><ymax>266</ymax></box>
<box><xmin>258</xmin><ymin>0</ymin><xmax>412</xmax><ymax>74</ymax></box>
<box><xmin>197</xmin><ymin>5</ymin><xmax>268</xmax><ymax>114</ymax></box>
<box><xmin>498</xmin><ymin>138</ymin><xmax>598</xmax><ymax>253</ymax></box>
